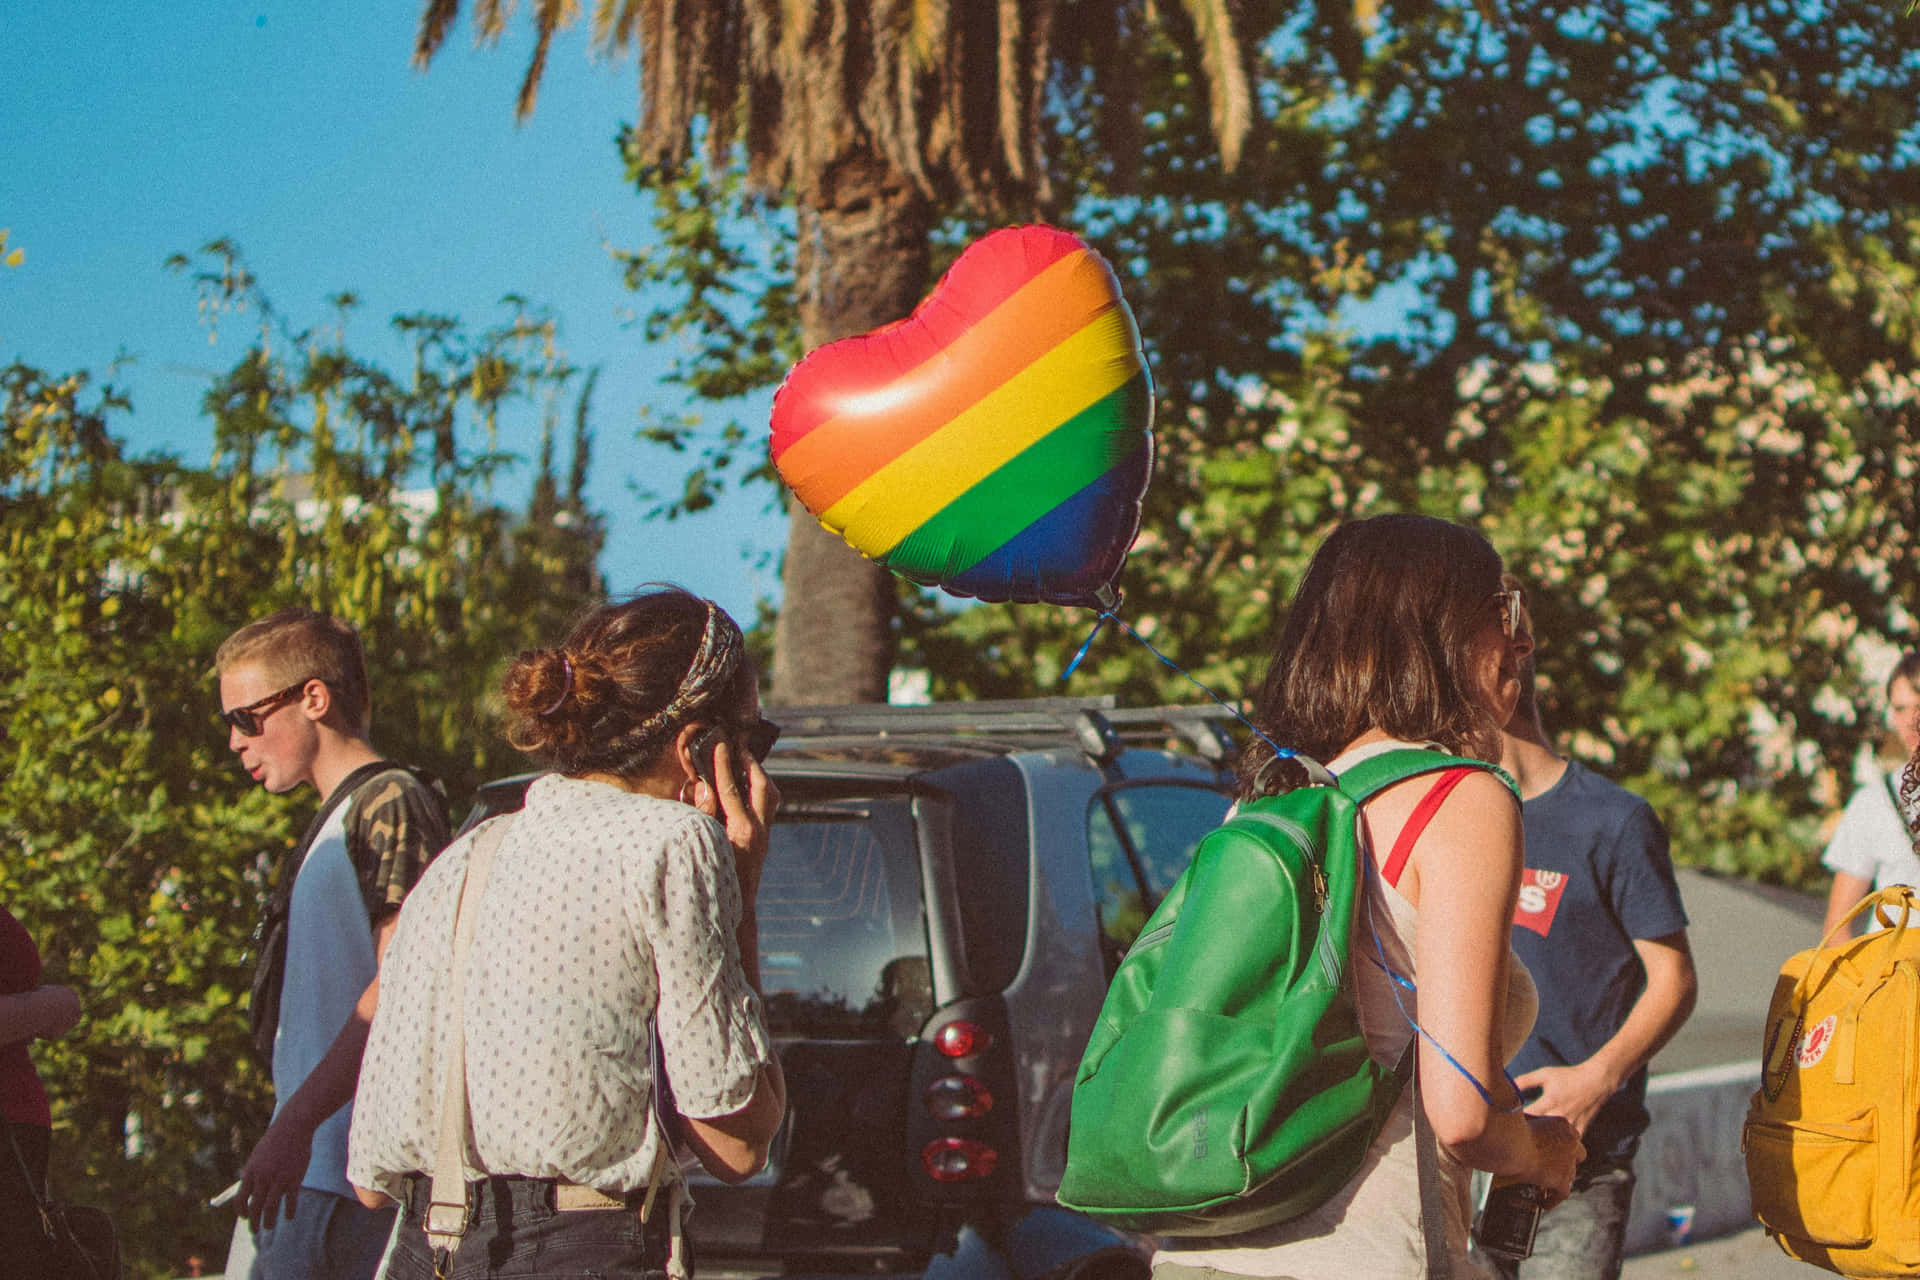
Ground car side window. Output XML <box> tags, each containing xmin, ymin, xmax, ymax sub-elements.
<box><xmin>1088</xmin><ymin>781</ymin><xmax>1232</xmax><ymax>959</ymax></box>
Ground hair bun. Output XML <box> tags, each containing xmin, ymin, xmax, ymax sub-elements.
<box><xmin>504</xmin><ymin>647</ymin><xmax>570</xmax><ymax>724</ymax></box>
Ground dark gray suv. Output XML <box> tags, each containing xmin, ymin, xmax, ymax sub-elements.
<box><xmin>461</xmin><ymin>698</ymin><xmax>1236</xmax><ymax>1279</ymax></box>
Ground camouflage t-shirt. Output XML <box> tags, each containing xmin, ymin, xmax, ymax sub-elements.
<box><xmin>344</xmin><ymin>768</ymin><xmax>450</xmax><ymax>922</ymax></box>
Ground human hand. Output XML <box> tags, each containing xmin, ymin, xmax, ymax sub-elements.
<box><xmin>697</xmin><ymin>737</ymin><xmax>780</xmax><ymax>898</ymax></box>
<box><xmin>239</xmin><ymin>1113</ymin><xmax>313</xmax><ymax>1232</ymax></box>
<box><xmin>1516</xmin><ymin>1060</ymin><xmax>1617</xmax><ymax>1139</ymax></box>
<box><xmin>1521</xmin><ymin>1113</ymin><xmax>1584</xmax><ymax>1208</ymax></box>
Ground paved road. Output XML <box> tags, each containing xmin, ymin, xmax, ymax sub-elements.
<box><xmin>1625</xmin><ymin>1224</ymin><xmax>1829</xmax><ymax>1278</ymax></box>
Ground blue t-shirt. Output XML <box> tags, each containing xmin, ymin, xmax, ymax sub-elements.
<box><xmin>1507</xmin><ymin>760</ymin><xmax>1689</xmax><ymax>1168</ymax></box>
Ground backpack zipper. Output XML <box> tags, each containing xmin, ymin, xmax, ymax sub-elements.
<box><xmin>1231</xmin><ymin>810</ymin><xmax>1326</xmax><ymax>912</ymax></box>
<box><xmin>1132</xmin><ymin>920</ymin><xmax>1176</xmax><ymax>951</ymax></box>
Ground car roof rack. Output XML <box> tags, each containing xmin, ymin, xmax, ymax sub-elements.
<box><xmin>772</xmin><ymin>696</ymin><xmax>1243</xmax><ymax>763</ymax></box>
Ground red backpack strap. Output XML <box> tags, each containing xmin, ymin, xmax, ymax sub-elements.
<box><xmin>1380</xmin><ymin>767</ymin><xmax>1476</xmax><ymax>888</ymax></box>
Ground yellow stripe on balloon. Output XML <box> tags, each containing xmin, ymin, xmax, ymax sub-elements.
<box><xmin>820</xmin><ymin>308</ymin><xmax>1142</xmax><ymax>554</ymax></box>
<box><xmin>773</xmin><ymin>248</ymin><xmax>1097</xmax><ymax>506</ymax></box>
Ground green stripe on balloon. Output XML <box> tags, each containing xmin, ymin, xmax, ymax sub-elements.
<box><xmin>883</xmin><ymin>372</ymin><xmax>1153</xmax><ymax>582</ymax></box>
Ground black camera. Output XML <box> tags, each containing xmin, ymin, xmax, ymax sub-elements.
<box><xmin>1472</xmin><ymin>1178</ymin><xmax>1543</xmax><ymax>1262</ymax></box>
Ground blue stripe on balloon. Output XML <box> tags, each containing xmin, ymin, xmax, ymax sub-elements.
<box><xmin>941</xmin><ymin>441</ymin><xmax>1153</xmax><ymax>606</ymax></box>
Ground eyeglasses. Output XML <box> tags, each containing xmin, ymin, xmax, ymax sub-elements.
<box><xmin>742</xmin><ymin>718</ymin><xmax>782</xmax><ymax>762</ymax></box>
<box><xmin>221</xmin><ymin>678</ymin><xmax>317</xmax><ymax>736</ymax></box>
<box><xmin>1492</xmin><ymin>583</ymin><xmax>1528</xmax><ymax>641</ymax></box>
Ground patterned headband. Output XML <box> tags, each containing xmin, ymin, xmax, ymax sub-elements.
<box><xmin>635</xmin><ymin>601</ymin><xmax>744</xmax><ymax>740</ymax></box>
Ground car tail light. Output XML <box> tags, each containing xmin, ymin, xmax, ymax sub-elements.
<box><xmin>921</xmin><ymin>1137</ymin><xmax>999</xmax><ymax>1182</ymax></box>
<box><xmin>933</xmin><ymin>1020</ymin><xmax>993</xmax><ymax>1058</ymax></box>
<box><xmin>923</xmin><ymin>1074</ymin><xmax>995</xmax><ymax>1120</ymax></box>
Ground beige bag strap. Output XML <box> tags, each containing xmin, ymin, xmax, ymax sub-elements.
<box><xmin>424</xmin><ymin>815</ymin><xmax>514</xmax><ymax>1255</ymax></box>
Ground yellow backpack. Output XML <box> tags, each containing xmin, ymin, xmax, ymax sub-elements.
<box><xmin>1744</xmin><ymin>886</ymin><xmax>1920</xmax><ymax>1277</ymax></box>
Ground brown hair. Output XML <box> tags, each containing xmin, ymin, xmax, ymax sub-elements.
<box><xmin>1889</xmin><ymin>649</ymin><xmax>1920</xmax><ymax>699</ymax></box>
<box><xmin>503</xmin><ymin>586</ymin><xmax>755</xmax><ymax>777</ymax></box>
<box><xmin>1237</xmin><ymin>513</ymin><xmax>1507</xmax><ymax>800</ymax></box>
<box><xmin>215</xmin><ymin>608</ymin><xmax>372</xmax><ymax>735</ymax></box>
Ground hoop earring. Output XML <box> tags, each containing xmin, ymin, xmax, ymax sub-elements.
<box><xmin>677</xmin><ymin>778</ymin><xmax>696</xmax><ymax>806</ymax></box>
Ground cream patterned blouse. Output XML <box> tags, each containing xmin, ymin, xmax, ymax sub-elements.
<box><xmin>347</xmin><ymin>774</ymin><xmax>774</xmax><ymax>1199</ymax></box>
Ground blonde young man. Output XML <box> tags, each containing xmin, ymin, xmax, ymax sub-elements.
<box><xmin>1491</xmin><ymin>582</ymin><xmax>1697</xmax><ymax>1280</ymax></box>
<box><xmin>217</xmin><ymin>609</ymin><xmax>448</xmax><ymax>1280</ymax></box>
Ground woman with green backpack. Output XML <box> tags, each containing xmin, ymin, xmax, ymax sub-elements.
<box><xmin>1152</xmin><ymin>514</ymin><xmax>1583</xmax><ymax>1280</ymax></box>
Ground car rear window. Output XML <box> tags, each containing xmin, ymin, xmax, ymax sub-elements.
<box><xmin>756</xmin><ymin>796</ymin><xmax>932</xmax><ymax>1038</ymax></box>
<box><xmin>1089</xmin><ymin>780</ymin><xmax>1234</xmax><ymax>950</ymax></box>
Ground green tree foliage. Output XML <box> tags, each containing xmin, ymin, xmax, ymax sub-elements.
<box><xmin>620</xmin><ymin>0</ymin><xmax>1920</xmax><ymax>885</ymax></box>
<box><xmin>0</xmin><ymin>245</ymin><xmax>605</xmax><ymax>1276</ymax></box>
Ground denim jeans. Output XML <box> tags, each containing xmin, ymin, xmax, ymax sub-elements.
<box><xmin>1486</xmin><ymin>1164</ymin><xmax>1635</xmax><ymax>1280</ymax></box>
<box><xmin>387</xmin><ymin>1176</ymin><xmax>672</xmax><ymax>1279</ymax></box>
<box><xmin>250</xmin><ymin>1189</ymin><xmax>396</xmax><ymax>1280</ymax></box>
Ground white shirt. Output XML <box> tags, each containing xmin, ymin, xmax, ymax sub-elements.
<box><xmin>347</xmin><ymin>775</ymin><xmax>774</xmax><ymax>1199</ymax></box>
<box><xmin>1822</xmin><ymin>766</ymin><xmax>1920</xmax><ymax>894</ymax></box>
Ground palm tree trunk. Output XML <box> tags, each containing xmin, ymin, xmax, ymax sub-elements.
<box><xmin>770</xmin><ymin>152</ymin><xmax>932</xmax><ymax>707</ymax></box>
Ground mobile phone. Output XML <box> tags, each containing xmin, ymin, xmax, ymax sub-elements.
<box><xmin>1472</xmin><ymin>1178</ymin><xmax>1542</xmax><ymax>1262</ymax></box>
<box><xmin>690</xmin><ymin>724</ymin><xmax>749</xmax><ymax>791</ymax></box>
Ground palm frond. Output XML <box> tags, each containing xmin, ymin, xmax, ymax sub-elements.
<box><xmin>475</xmin><ymin>0</ymin><xmax>515</xmax><ymax>44</ymax></box>
<box><xmin>745</xmin><ymin>0</ymin><xmax>782</xmax><ymax>76</ymax></box>
<box><xmin>704</xmin><ymin>1</ymin><xmax>746</xmax><ymax>166</ymax></box>
<box><xmin>1174</xmin><ymin>0</ymin><xmax>1252</xmax><ymax>171</ymax></box>
<box><xmin>638</xmin><ymin>0</ymin><xmax>691</xmax><ymax>164</ymax></box>
<box><xmin>909</xmin><ymin>0</ymin><xmax>945</xmax><ymax>67</ymax></box>
<box><xmin>590</xmin><ymin>0</ymin><xmax>646</xmax><ymax>54</ymax></box>
<box><xmin>515</xmin><ymin>0</ymin><xmax>581</xmax><ymax>118</ymax></box>
<box><xmin>865</xmin><ymin>0</ymin><xmax>915</xmax><ymax>184</ymax></box>
<box><xmin>415</xmin><ymin>0</ymin><xmax>463</xmax><ymax>66</ymax></box>
<box><xmin>996</xmin><ymin>0</ymin><xmax>1025</xmax><ymax>181</ymax></box>
<box><xmin>1024</xmin><ymin>0</ymin><xmax>1057</xmax><ymax>209</ymax></box>
<box><xmin>779</xmin><ymin>0</ymin><xmax>816</xmax><ymax>82</ymax></box>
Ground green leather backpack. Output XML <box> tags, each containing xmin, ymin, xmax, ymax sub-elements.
<box><xmin>1056</xmin><ymin>747</ymin><xmax>1513</xmax><ymax>1237</ymax></box>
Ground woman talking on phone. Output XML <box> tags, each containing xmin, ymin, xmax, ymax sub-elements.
<box><xmin>1154</xmin><ymin>515</ymin><xmax>1582</xmax><ymax>1280</ymax></box>
<box><xmin>348</xmin><ymin>587</ymin><xmax>786</xmax><ymax>1279</ymax></box>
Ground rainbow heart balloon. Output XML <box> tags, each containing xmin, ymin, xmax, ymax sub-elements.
<box><xmin>770</xmin><ymin>224</ymin><xmax>1154</xmax><ymax>607</ymax></box>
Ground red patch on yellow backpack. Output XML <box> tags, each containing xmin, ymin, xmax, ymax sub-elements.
<box><xmin>1796</xmin><ymin>1015</ymin><xmax>1837</xmax><ymax>1070</ymax></box>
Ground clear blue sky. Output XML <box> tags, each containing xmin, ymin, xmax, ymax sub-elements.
<box><xmin>3</xmin><ymin>1</ymin><xmax>788</xmax><ymax>626</ymax></box>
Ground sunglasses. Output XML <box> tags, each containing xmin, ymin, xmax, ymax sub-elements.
<box><xmin>1492</xmin><ymin>584</ymin><xmax>1528</xmax><ymax>641</ymax></box>
<box><xmin>221</xmin><ymin>677</ymin><xmax>316</xmax><ymax>736</ymax></box>
<box><xmin>741</xmin><ymin>718</ymin><xmax>782</xmax><ymax>762</ymax></box>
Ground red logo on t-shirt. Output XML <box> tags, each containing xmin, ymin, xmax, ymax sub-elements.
<box><xmin>1513</xmin><ymin>868</ymin><xmax>1567</xmax><ymax>937</ymax></box>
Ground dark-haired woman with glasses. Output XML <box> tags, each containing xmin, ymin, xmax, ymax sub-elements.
<box><xmin>348</xmin><ymin>587</ymin><xmax>787</xmax><ymax>1279</ymax></box>
<box><xmin>1154</xmin><ymin>514</ymin><xmax>1582</xmax><ymax>1280</ymax></box>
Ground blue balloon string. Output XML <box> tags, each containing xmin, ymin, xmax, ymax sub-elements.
<box><xmin>1060</xmin><ymin>612</ymin><xmax>1113</xmax><ymax>681</ymax></box>
<box><xmin>1060</xmin><ymin>609</ymin><xmax>1292</xmax><ymax>763</ymax></box>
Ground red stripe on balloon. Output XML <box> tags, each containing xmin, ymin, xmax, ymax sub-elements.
<box><xmin>769</xmin><ymin>225</ymin><xmax>1089</xmax><ymax>459</ymax></box>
